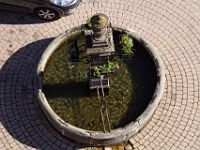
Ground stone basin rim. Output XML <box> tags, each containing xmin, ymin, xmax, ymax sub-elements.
<box><xmin>35</xmin><ymin>25</ymin><xmax>165</xmax><ymax>146</ymax></box>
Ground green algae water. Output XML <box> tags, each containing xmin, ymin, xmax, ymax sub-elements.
<box><xmin>43</xmin><ymin>31</ymin><xmax>157</xmax><ymax>131</ymax></box>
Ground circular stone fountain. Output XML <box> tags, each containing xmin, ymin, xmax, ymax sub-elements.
<box><xmin>35</xmin><ymin>15</ymin><xmax>165</xmax><ymax>146</ymax></box>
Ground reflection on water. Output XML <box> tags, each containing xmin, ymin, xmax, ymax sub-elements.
<box><xmin>43</xmin><ymin>31</ymin><xmax>157</xmax><ymax>131</ymax></box>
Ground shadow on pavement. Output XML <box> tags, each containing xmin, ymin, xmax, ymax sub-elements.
<box><xmin>0</xmin><ymin>38</ymin><xmax>80</xmax><ymax>149</ymax></box>
<box><xmin>0</xmin><ymin>10</ymin><xmax>47</xmax><ymax>24</ymax></box>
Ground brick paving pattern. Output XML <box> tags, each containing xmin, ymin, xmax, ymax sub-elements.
<box><xmin>0</xmin><ymin>0</ymin><xmax>200</xmax><ymax>149</ymax></box>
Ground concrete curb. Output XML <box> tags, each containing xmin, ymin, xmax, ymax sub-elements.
<box><xmin>35</xmin><ymin>25</ymin><xmax>165</xmax><ymax>146</ymax></box>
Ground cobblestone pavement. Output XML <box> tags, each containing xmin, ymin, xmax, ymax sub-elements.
<box><xmin>0</xmin><ymin>0</ymin><xmax>200</xmax><ymax>149</ymax></box>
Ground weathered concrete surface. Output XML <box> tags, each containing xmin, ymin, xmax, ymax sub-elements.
<box><xmin>0</xmin><ymin>0</ymin><xmax>200</xmax><ymax>149</ymax></box>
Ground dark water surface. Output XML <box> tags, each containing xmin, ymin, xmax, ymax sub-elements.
<box><xmin>43</xmin><ymin>31</ymin><xmax>157</xmax><ymax>131</ymax></box>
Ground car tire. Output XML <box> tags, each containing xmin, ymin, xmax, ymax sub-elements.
<box><xmin>34</xmin><ymin>7</ymin><xmax>60</xmax><ymax>20</ymax></box>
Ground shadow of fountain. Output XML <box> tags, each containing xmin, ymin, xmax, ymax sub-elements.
<box><xmin>116</xmin><ymin>38</ymin><xmax>157</xmax><ymax>128</ymax></box>
<box><xmin>0</xmin><ymin>38</ymin><xmax>79</xmax><ymax>149</ymax></box>
<box><xmin>43</xmin><ymin>82</ymin><xmax>89</xmax><ymax>99</ymax></box>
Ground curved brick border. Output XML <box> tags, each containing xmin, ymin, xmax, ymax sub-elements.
<box><xmin>35</xmin><ymin>25</ymin><xmax>165</xmax><ymax>146</ymax></box>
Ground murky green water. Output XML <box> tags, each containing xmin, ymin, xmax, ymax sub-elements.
<box><xmin>43</xmin><ymin>31</ymin><xmax>157</xmax><ymax>131</ymax></box>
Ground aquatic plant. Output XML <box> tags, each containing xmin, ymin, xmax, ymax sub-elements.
<box><xmin>85</xmin><ymin>17</ymin><xmax>92</xmax><ymax>29</ymax></box>
<box><xmin>91</xmin><ymin>61</ymin><xmax>116</xmax><ymax>77</ymax></box>
<box><xmin>103</xmin><ymin>61</ymin><xmax>115</xmax><ymax>73</ymax></box>
<box><xmin>121</xmin><ymin>34</ymin><xmax>134</xmax><ymax>54</ymax></box>
<box><xmin>92</xmin><ymin>66</ymin><xmax>101</xmax><ymax>77</ymax></box>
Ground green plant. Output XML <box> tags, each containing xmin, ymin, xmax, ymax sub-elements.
<box><xmin>91</xmin><ymin>61</ymin><xmax>117</xmax><ymax>77</ymax></box>
<box><xmin>121</xmin><ymin>34</ymin><xmax>134</xmax><ymax>54</ymax></box>
<box><xmin>104</xmin><ymin>61</ymin><xmax>114</xmax><ymax>73</ymax></box>
<box><xmin>85</xmin><ymin>17</ymin><xmax>92</xmax><ymax>29</ymax></box>
<box><xmin>92</xmin><ymin>66</ymin><xmax>101</xmax><ymax>77</ymax></box>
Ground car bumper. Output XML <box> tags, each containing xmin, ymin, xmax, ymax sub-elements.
<box><xmin>59</xmin><ymin>0</ymin><xmax>80</xmax><ymax>15</ymax></box>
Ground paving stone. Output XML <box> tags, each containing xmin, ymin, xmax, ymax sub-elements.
<box><xmin>0</xmin><ymin>0</ymin><xmax>200</xmax><ymax>149</ymax></box>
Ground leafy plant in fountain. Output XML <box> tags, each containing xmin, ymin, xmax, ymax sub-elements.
<box><xmin>121</xmin><ymin>34</ymin><xmax>134</xmax><ymax>54</ymax></box>
<box><xmin>91</xmin><ymin>61</ymin><xmax>116</xmax><ymax>77</ymax></box>
<box><xmin>85</xmin><ymin>17</ymin><xmax>92</xmax><ymax>29</ymax></box>
<box><xmin>103</xmin><ymin>61</ymin><xmax>115</xmax><ymax>73</ymax></box>
<box><xmin>92</xmin><ymin>66</ymin><xmax>101</xmax><ymax>77</ymax></box>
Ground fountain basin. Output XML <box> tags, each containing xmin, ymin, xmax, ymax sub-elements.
<box><xmin>35</xmin><ymin>25</ymin><xmax>165</xmax><ymax>146</ymax></box>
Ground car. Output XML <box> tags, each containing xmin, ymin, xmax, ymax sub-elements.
<box><xmin>0</xmin><ymin>0</ymin><xmax>80</xmax><ymax>20</ymax></box>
